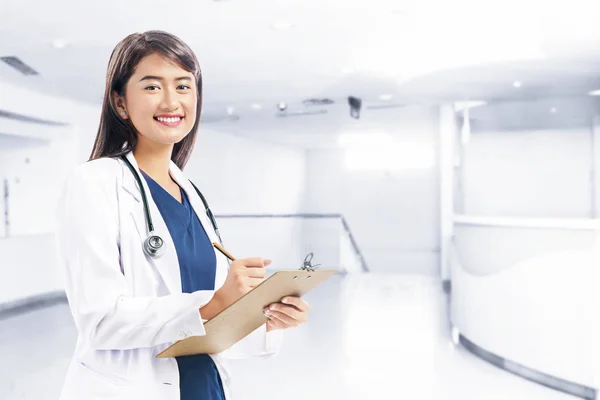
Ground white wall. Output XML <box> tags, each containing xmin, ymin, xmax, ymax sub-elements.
<box><xmin>439</xmin><ymin>104</ymin><xmax>458</xmax><ymax>281</ymax></box>
<box><xmin>184</xmin><ymin>128</ymin><xmax>307</xmax><ymax>215</ymax></box>
<box><xmin>0</xmin><ymin>80</ymin><xmax>89</xmax><ymax>305</ymax></box>
<box><xmin>0</xmin><ymin>135</ymin><xmax>44</xmax><ymax>237</ymax></box>
<box><xmin>592</xmin><ymin>117</ymin><xmax>600</xmax><ymax>217</ymax></box>
<box><xmin>301</xmin><ymin>218</ymin><xmax>345</xmax><ymax>270</ymax></box>
<box><xmin>304</xmin><ymin>105</ymin><xmax>441</xmax><ymax>275</ymax></box>
<box><xmin>462</xmin><ymin>128</ymin><xmax>593</xmax><ymax>218</ymax></box>
<box><xmin>0</xmin><ymin>135</ymin><xmax>78</xmax><ymax>236</ymax></box>
<box><xmin>183</xmin><ymin>127</ymin><xmax>309</xmax><ymax>270</ymax></box>
<box><xmin>0</xmin><ymin>233</ymin><xmax>64</xmax><ymax>305</ymax></box>
<box><xmin>0</xmin><ymin>79</ymin><xmax>100</xmax><ymax>238</ymax></box>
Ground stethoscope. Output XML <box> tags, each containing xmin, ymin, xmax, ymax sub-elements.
<box><xmin>121</xmin><ymin>155</ymin><xmax>224</xmax><ymax>260</ymax></box>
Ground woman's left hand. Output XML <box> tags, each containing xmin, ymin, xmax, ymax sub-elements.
<box><xmin>264</xmin><ymin>296</ymin><xmax>310</xmax><ymax>332</ymax></box>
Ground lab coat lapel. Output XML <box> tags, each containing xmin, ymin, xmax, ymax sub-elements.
<box><xmin>121</xmin><ymin>151</ymin><xmax>182</xmax><ymax>295</ymax></box>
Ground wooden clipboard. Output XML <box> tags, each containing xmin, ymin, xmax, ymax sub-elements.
<box><xmin>156</xmin><ymin>269</ymin><xmax>336</xmax><ymax>358</ymax></box>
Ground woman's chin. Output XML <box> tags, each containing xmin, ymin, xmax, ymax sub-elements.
<box><xmin>150</xmin><ymin>131</ymin><xmax>190</xmax><ymax>145</ymax></box>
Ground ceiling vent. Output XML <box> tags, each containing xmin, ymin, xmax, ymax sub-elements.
<box><xmin>0</xmin><ymin>56</ymin><xmax>39</xmax><ymax>76</ymax></box>
<box><xmin>366</xmin><ymin>103</ymin><xmax>407</xmax><ymax>110</ymax></box>
<box><xmin>276</xmin><ymin>109</ymin><xmax>328</xmax><ymax>117</ymax></box>
<box><xmin>302</xmin><ymin>98</ymin><xmax>334</xmax><ymax>106</ymax></box>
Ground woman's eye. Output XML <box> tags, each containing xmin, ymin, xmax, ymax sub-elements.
<box><xmin>144</xmin><ymin>85</ymin><xmax>190</xmax><ymax>91</ymax></box>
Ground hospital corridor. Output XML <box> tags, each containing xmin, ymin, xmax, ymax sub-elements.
<box><xmin>0</xmin><ymin>1</ymin><xmax>599</xmax><ymax>399</ymax></box>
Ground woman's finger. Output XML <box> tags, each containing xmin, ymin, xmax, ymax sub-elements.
<box><xmin>246</xmin><ymin>277</ymin><xmax>265</xmax><ymax>288</ymax></box>
<box><xmin>266</xmin><ymin>316</ymin><xmax>284</xmax><ymax>331</ymax></box>
<box><xmin>267</xmin><ymin>310</ymin><xmax>299</xmax><ymax>327</ymax></box>
<box><xmin>273</xmin><ymin>304</ymin><xmax>307</xmax><ymax>322</ymax></box>
<box><xmin>281</xmin><ymin>296</ymin><xmax>310</xmax><ymax>312</ymax></box>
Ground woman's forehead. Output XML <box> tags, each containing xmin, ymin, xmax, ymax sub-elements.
<box><xmin>133</xmin><ymin>53</ymin><xmax>193</xmax><ymax>78</ymax></box>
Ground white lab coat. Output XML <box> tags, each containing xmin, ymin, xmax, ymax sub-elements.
<box><xmin>54</xmin><ymin>151</ymin><xmax>283</xmax><ymax>400</ymax></box>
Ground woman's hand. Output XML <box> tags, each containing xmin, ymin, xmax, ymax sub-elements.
<box><xmin>264</xmin><ymin>296</ymin><xmax>310</xmax><ymax>332</ymax></box>
<box><xmin>201</xmin><ymin>257</ymin><xmax>269</xmax><ymax>321</ymax></box>
<box><xmin>216</xmin><ymin>257</ymin><xmax>269</xmax><ymax>307</ymax></box>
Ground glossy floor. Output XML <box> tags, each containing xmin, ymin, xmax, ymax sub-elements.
<box><xmin>0</xmin><ymin>273</ymin><xmax>578</xmax><ymax>399</ymax></box>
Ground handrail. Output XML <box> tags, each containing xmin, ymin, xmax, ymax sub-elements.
<box><xmin>214</xmin><ymin>213</ymin><xmax>370</xmax><ymax>272</ymax></box>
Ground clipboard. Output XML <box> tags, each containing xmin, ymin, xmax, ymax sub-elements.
<box><xmin>156</xmin><ymin>269</ymin><xmax>336</xmax><ymax>358</ymax></box>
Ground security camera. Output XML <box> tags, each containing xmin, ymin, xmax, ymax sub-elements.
<box><xmin>277</xmin><ymin>102</ymin><xmax>288</xmax><ymax>111</ymax></box>
<box><xmin>348</xmin><ymin>96</ymin><xmax>362</xmax><ymax>119</ymax></box>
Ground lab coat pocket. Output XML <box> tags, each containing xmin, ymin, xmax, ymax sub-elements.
<box><xmin>78</xmin><ymin>361</ymin><xmax>133</xmax><ymax>387</ymax></box>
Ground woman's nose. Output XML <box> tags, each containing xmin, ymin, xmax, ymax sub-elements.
<box><xmin>160</xmin><ymin>89</ymin><xmax>180</xmax><ymax>110</ymax></box>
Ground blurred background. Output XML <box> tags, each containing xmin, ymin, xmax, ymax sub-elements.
<box><xmin>0</xmin><ymin>0</ymin><xmax>599</xmax><ymax>399</ymax></box>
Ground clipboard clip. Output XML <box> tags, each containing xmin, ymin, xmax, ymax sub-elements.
<box><xmin>300</xmin><ymin>252</ymin><xmax>321</xmax><ymax>271</ymax></box>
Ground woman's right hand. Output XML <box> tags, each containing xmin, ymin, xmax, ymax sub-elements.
<box><xmin>217</xmin><ymin>257</ymin><xmax>270</xmax><ymax>306</ymax></box>
<box><xmin>200</xmin><ymin>257</ymin><xmax>271</xmax><ymax>320</ymax></box>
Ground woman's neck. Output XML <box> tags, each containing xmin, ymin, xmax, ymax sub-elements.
<box><xmin>133</xmin><ymin>141</ymin><xmax>175</xmax><ymax>185</ymax></box>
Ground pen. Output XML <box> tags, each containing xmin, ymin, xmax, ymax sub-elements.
<box><xmin>212</xmin><ymin>242</ymin><xmax>236</xmax><ymax>261</ymax></box>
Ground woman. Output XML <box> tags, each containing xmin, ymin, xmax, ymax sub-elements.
<box><xmin>54</xmin><ymin>30</ymin><xmax>310</xmax><ymax>400</ymax></box>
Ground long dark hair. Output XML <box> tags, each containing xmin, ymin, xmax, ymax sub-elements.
<box><xmin>89</xmin><ymin>30</ymin><xmax>203</xmax><ymax>170</ymax></box>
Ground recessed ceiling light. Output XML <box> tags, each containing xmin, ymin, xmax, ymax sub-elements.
<box><xmin>379</xmin><ymin>94</ymin><xmax>393</xmax><ymax>100</ymax></box>
<box><xmin>251</xmin><ymin>103</ymin><xmax>262</xmax><ymax>110</ymax></box>
<box><xmin>513</xmin><ymin>81</ymin><xmax>522</xmax><ymax>88</ymax></box>
<box><xmin>50</xmin><ymin>39</ymin><xmax>69</xmax><ymax>49</ymax></box>
<box><xmin>271</xmin><ymin>20</ymin><xmax>294</xmax><ymax>30</ymax></box>
<box><xmin>589</xmin><ymin>89</ymin><xmax>600</xmax><ymax>96</ymax></box>
<box><xmin>550</xmin><ymin>107</ymin><xmax>557</xmax><ymax>113</ymax></box>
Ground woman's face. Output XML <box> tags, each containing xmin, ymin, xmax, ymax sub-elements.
<box><xmin>115</xmin><ymin>53</ymin><xmax>198</xmax><ymax>148</ymax></box>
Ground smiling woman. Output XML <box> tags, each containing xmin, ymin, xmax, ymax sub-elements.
<box><xmin>54</xmin><ymin>30</ymin><xmax>306</xmax><ymax>400</ymax></box>
<box><xmin>89</xmin><ymin>30</ymin><xmax>203</xmax><ymax>172</ymax></box>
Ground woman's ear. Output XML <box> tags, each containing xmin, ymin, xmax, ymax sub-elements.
<box><xmin>113</xmin><ymin>92</ymin><xmax>128</xmax><ymax>119</ymax></box>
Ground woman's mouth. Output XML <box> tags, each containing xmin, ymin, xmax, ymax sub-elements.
<box><xmin>154</xmin><ymin>116</ymin><xmax>183</xmax><ymax>127</ymax></box>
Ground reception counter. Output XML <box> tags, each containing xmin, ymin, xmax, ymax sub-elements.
<box><xmin>450</xmin><ymin>215</ymin><xmax>598</xmax><ymax>399</ymax></box>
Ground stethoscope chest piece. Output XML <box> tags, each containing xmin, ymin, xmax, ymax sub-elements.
<box><xmin>144</xmin><ymin>233</ymin><xmax>166</xmax><ymax>258</ymax></box>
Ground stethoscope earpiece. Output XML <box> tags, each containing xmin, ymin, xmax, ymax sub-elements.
<box><xmin>144</xmin><ymin>234</ymin><xmax>166</xmax><ymax>258</ymax></box>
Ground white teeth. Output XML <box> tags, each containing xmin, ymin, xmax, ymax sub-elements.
<box><xmin>156</xmin><ymin>117</ymin><xmax>182</xmax><ymax>123</ymax></box>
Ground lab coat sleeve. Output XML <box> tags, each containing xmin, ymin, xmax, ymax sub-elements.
<box><xmin>219</xmin><ymin>323</ymin><xmax>285</xmax><ymax>359</ymax></box>
<box><xmin>55</xmin><ymin>165</ymin><xmax>210</xmax><ymax>350</ymax></box>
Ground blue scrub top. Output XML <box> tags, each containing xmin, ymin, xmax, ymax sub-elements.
<box><xmin>141</xmin><ymin>170</ymin><xmax>225</xmax><ymax>400</ymax></box>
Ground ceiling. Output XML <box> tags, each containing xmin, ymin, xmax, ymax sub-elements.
<box><xmin>2</xmin><ymin>0</ymin><xmax>600</xmax><ymax>146</ymax></box>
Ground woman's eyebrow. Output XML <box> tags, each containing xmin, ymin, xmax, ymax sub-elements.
<box><xmin>138</xmin><ymin>75</ymin><xmax>192</xmax><ymax>82</ymax></box>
